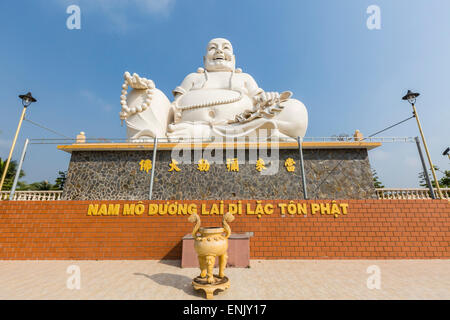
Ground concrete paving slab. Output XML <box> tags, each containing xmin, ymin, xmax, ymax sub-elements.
<box><xmin>0</xmin><ymin>260</ymin><xmax>448</xmax><ymax>300</ymax></box>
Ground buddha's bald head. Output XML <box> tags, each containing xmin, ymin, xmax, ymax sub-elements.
<box><xmin>203</xmin><ymin>38</ymin><xmax>236</xmax><ymax>72</ymax></box>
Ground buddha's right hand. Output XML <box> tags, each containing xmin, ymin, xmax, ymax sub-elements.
<box><xmin>120</xmin><ymin>72</ymin><xmax>156</xmax><ymax>119</ymax></box>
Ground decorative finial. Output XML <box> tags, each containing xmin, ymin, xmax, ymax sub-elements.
<box><xmin>76</xmin><ymin>131</ymin><xmax>86</xmax><ymax>144</ymax></box>
<box><xmin>353</xmin><ymin>129</ymin><xmax>363</xmax><ymax>141</ymax></box>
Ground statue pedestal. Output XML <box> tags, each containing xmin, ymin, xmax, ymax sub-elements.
<box><xmin>182</xmin><ymin>232</ymin><xmax>252</xmax><ymax>268</ymax></box>
<box><xmin>58</xmin><ymin>141</ymin><xmax>381</xmax><ymax>200</ymax></box>
<box><xmin>192</xmin><ymin>276</ymin><xmax>230</xmax><ymax>299</ymax></box>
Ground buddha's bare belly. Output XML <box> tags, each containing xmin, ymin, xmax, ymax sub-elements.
<box><xmin>175</xmin><ymin>89</ymin><xmax>253</xmax><ymax>123</ymax></box>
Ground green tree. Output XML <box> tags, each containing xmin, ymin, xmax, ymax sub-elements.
<box><xmin>436</xmin><ymin>170</ymin><xmax>450</xmax><ymax>188</ymax></box>
<box><xmin>0</xmin><ymin>157</ymin><xmax>25</xmax><ymax>190</ymax></box>
<box><xmin>418</xmin><ymin>171</ymin><xmax>430</xmax><ymax>188</ymax></box>
<box><xmin>52</xmin><ymin>171</ymin><xmax>67</xmax><ymax>190</ymax></box>
<box><xmin>26</xmin><ymin>180</ymin><xmax>55</xmax><ymax>191</ymax></box>
<box><xmin>17</xmin><ymin>170</ymin><xmax>67</xmax><ymax>191</ymax></box>
<box><xmin>419</xmin><ymin>166</ymin><xmax>450</xmax><ymax>188</ymax></box>
<box><xmin>372</xmin><ymin>169</ymin><xmax>384</xmax><ymax>188</ymax></box>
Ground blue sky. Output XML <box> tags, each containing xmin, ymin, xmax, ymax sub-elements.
<box><xmin>0</xmin><ymin>0</ymin><xmax>449</xmax><ymax>188</ymax></box>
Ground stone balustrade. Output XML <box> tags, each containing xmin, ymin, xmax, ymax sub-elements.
<box><xmin>376</xmin><ymin>188</ymin><xmax>450</xmax><ymax>200</ymax></box>
<box><xmin>0</xmin><ymin>191</ymin><xmax>63</xmax><ymax>201</ymax></box>
<box><xmin>1</xmin><ymin>189</ymin><xmax>448</xmax><ymax>201</ymax></box>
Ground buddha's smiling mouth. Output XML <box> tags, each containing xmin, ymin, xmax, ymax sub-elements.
<box><xmin>213</xmin><ymin>56</ymin><xmax>230</xmax><ymax>62</ymax></box>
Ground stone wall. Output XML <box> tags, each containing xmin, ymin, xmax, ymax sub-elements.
<box><xmin>62</xmin><ymin>148</ymin><xmax>376</xmax><ymax>200</ymax></box>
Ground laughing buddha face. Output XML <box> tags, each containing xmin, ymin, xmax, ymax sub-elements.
<box><xmin>203</xmin><ymin>38</ymin><xmax>236</xmax><ymax>72</ymax></box>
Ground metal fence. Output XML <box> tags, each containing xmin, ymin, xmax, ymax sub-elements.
<box><xmin>27</xmin><ymin>136</ymin><xmax>416</xmax><ymax>145</ymax></box>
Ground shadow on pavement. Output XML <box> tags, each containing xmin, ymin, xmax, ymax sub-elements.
<box><xmin>157</xmin><ymin>260</ymin><xmax>181</xmax><ymax>267</ymax></box>
<box><xmin>133</xmin><ymin>272</ymin><xmax>202</xmax><ymax>298</ymax></box>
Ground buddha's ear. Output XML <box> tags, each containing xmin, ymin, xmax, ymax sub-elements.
<box><xmin>230</xmin><ymin>55</ymin><xmax>236</xmax><ymax>70</ymax></box>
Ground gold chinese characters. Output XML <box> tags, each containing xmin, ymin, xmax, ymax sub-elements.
<box><xmin>197</xmin><ymin>159</ymin><xmax>210</xmax><ymax>172</ymax></box>
<box><xmin>168</xmin><ymin>159</ymin><xmax>181</xmax><ymax>172</ymax></box>
<box><xmin>140</xmin><ymin>158</ymin><xmax>298</xmax><ymax>173</ymax></box>
<box><xmin>255</xmin><ymin>158</ymin><xmax>266</xmax><ymax>172</ymax></box>
<box><xmin>285</xmin><ymin>158</ymin><xmax>295</xmax><ymax>172</ymax></box>
<box><xmin>226</xmin><ymin>158</ymin><xmax>239</xmax><ymax>172</ymax></box>
<box><xmin>139</xmin><ymin>159</ymin><xmax>152</xmax><ymax>173</ymax></box>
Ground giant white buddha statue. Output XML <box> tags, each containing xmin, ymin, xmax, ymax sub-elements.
<box><xmin>119</xmin><ymin>38</ymin><xmax>308</xmax><ymax>140</ymax></box>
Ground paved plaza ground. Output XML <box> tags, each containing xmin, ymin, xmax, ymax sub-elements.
<box><xmin>0</xmin><ymin>260</ymin><xmax>448</xmax><ymax>300</ymax></box>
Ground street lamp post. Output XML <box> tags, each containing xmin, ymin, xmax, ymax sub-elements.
<box><xmin>402</xmin><ymin>90</ymin><xmax>443</xmax><ymax>199</ymax></box>
<box><xmin>0</xmin><ymin>92</ymin><xmax>37</xmax><ymax>192</ymax></box>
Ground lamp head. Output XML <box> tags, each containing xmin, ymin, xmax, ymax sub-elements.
<box><xmin>443</xmin><ymin>147</ymin><xmax>450</xmax><ymax>156</ymax></box>
<box><xmin>19</xmin><ymin>92</ymin><xmax>37</xmax><ymax>107</ymax></box>
<box><xmin>402</xmin><ymin>90</ymin><xmax>420</xmax><ymax>105</ymax></box>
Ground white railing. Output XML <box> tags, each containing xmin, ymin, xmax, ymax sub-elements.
<box><xmin>2</xmin><ymin>189</ymin><xmax>448</xmax><ymax>201</ymax></box>
<box><xmin>0</xmin><ymin>190</ymin><xmax>63</xmax><ymax>201</ymax></box>
<box><xmin>376</xmin><ymin>188</ymin><xmax>450</xmax><ymax>200</ymax></box>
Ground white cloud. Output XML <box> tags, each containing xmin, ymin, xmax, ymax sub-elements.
<box><xmin>369</xmin><ymin>144</ymin><xmax>422</xmax><ymax>188</ymax></box>
<box><xmin>0</xmin><ymin>139</ymin><xmax>12</xmax><ymax>158</ymax></box>
<box><xmin>57</xmin><ymin>0</ymin><xmax>175</xmax><ymax>32</ymax></box>
<box><xmin>80</xmin><ymin>90</ymin><xmax>113</xmax><ymax>112</ymax></box>
<box><xmin>370</xmin><ymin>149</ymin><xmax>389</xmax><ymax>161</ymax></box>
<box><xmin>59</xmin><ymin>0</ymin><xmax>174</xmax><ymax>13</ymax></box>
<box><xmin>404</xmin><ymin>156</ymin><xmax>419</xmax><ymax>168</ymax></box>
<box><xmin>0</xmin><ymin>139</ymin><xmax>12</xmax><ymax>147</ymax></box>
<box><xmin>95</xmin><ymin>0</ymin><xmax>173</xmax><ymax>12</ymax></box>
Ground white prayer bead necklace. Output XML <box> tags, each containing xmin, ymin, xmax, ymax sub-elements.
<box><xmin>119</xmin><ymin>76</ymin><xmax>155</xmax><ymax>120</ymax></box>
<box><xmin>176</xmin><ymin>70</ymin><xmax>243</xmax><ymax>112</ymax></box>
